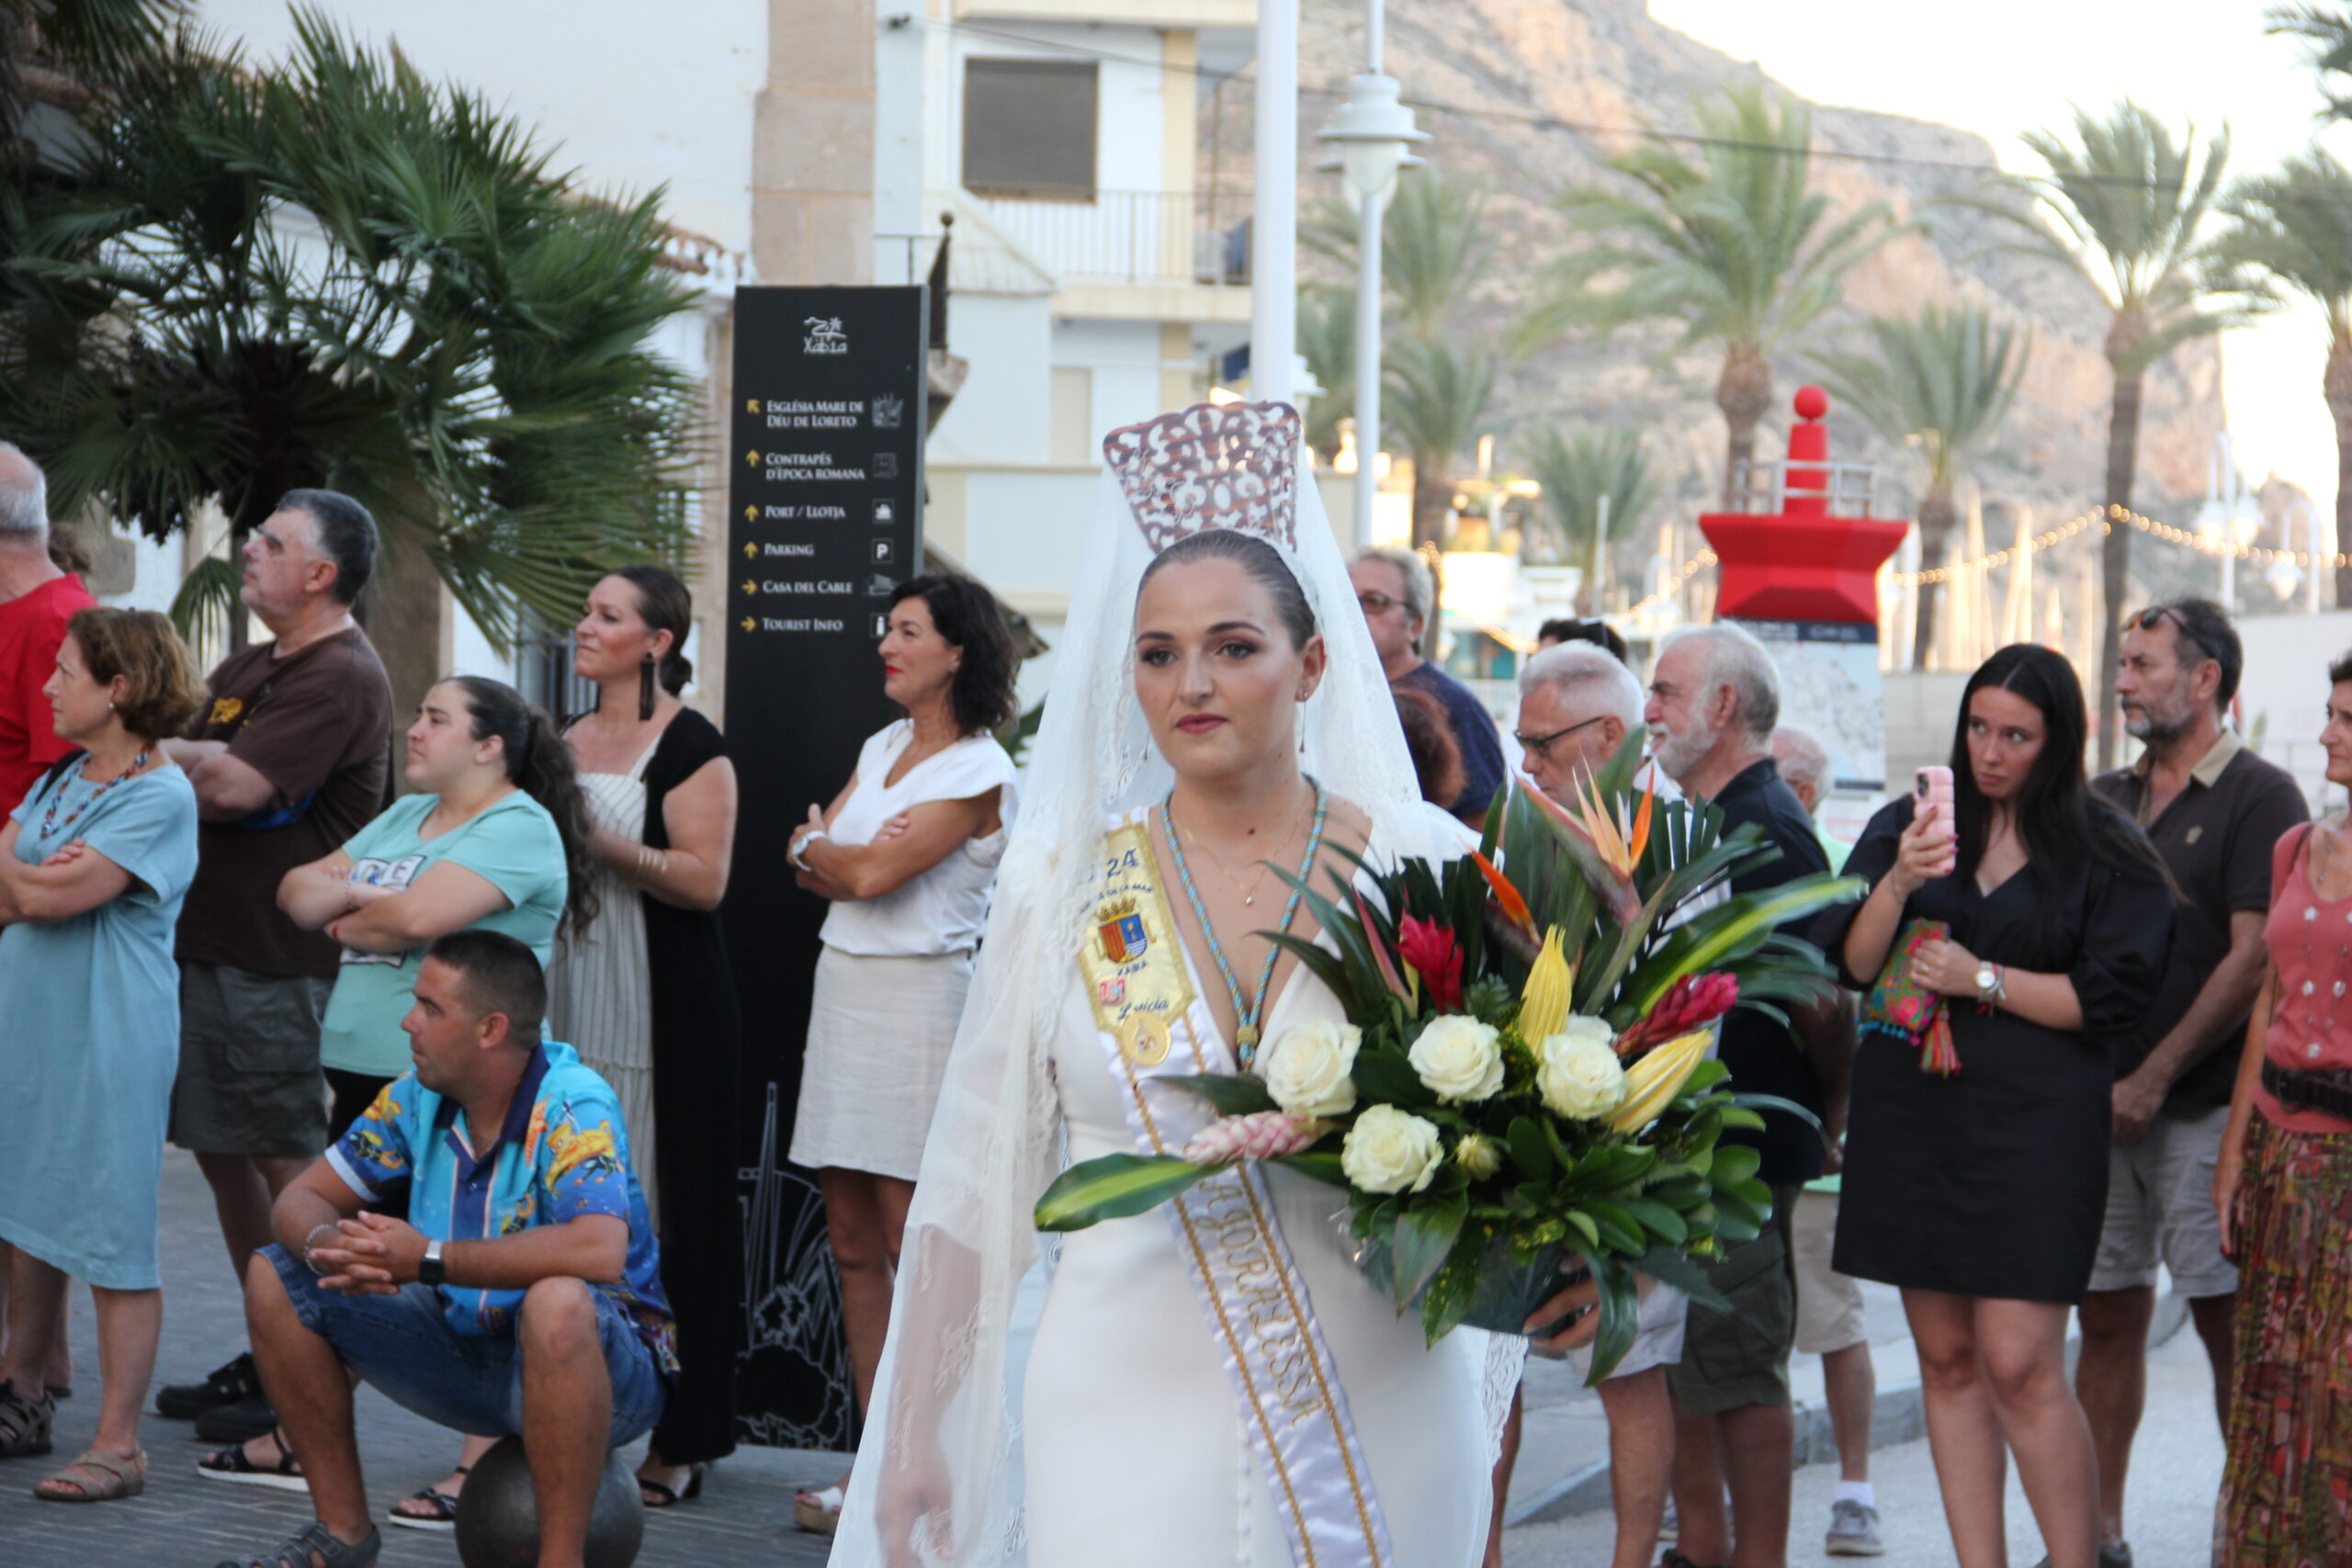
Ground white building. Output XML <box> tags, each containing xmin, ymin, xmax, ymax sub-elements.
<box><xmin>126</xmin><ymin>0</ymin><xmax>1254</xmax><ymax>709</ymax></box>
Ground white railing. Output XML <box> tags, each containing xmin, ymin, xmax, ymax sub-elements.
<box><xmin>972</xmin><ymin>188</ymin><xmax>1251</xmax><ymax>288</ymax></box>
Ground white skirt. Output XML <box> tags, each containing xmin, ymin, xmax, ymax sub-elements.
<box><xmin>788</xmin><ymin>945</ymin><xmax>973</xmax><ymax>1181</ymax></box>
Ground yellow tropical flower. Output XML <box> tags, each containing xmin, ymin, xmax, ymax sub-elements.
<box><xmin>1519</xmin><ymin>926</ymin><xmax>1575</xmax><ymax>1044</ymax></box>
<box><xmin>1604</xmin><ymin>1030</ymin><xmax>1712</xmax><ymax>1134</ymax></box>
<box><xmin>1571</xmin><ymin>770</ymin><xmax>1656</xmax><ymax>880</ymax></box>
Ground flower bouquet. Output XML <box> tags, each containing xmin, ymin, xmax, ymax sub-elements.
<box><xmin>1036</xmin><ymin>739</ymin><xmax>1861</xmax><ymax>1380</ymax></box>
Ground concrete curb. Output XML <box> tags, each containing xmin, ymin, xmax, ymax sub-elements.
<box><xmin>1510</xmin><ymin>1291</ymin><xmax>2193</xmax><ymax>1526</ymax></box>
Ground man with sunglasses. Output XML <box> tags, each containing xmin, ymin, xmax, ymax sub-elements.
<box><xmin>2071</xmin><ymin>597</ymin><xmax>2306</xmax><ymax>1568</ymax></box>
<box><xmin>1351</xmin><ymin>546</ymin><xmax>1506</xmax><ymax>829</ymax></box>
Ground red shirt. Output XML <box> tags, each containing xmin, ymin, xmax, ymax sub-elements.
<box><xmin>0</xmin><ymin>573</ymin><xmax>95</xmax><ymax>818</ymax></box>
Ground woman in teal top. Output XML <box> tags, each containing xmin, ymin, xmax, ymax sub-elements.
<box><xmin>0</xmin><ymin>609</ymin><xmax>204</xmax><ymax>1503</ymax></box>
<box><xmin>256</xmin><ymin>674</ymin><xmax>593</xmax><ymax>1524</ymax></box>
<box><xmin>280</xmin><ymin>676</ymin><xmax>594</xmax><ymax>1122</ymax></box>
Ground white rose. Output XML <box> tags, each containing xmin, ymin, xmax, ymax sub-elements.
<box><xmin>1538</xmin><ymin>1033</ymin><xmax>1627</xmax><ymax>1121</ymax></box>
<box><xmin>1541</xmin><ymin>1014</ymin><xmax>1616</xmax><ymax>1064</ymax></box>
<box><xmin>1408</xmin><ymin>1015</ymin><xmax>1506</xmax><ymax>1102</ymax></box>
<box><xmin>1259</xmin><ymin>1019</ymin><xmax>1361</xmax><ymax>1118</ymax></box>
<box><xmin>1341</xmin><ymin>1105</ymin><xmax>1444</xmax><ymax>1195</ymax></box>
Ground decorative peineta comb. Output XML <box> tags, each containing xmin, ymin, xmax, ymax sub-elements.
<box><xmin>1102</xmin><ymin>400</ymin><xmax>1300</xmax><ymax>553</ymax></box>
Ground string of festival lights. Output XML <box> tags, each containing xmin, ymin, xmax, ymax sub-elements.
<box><xmin>1619</xmin><ymin>503</ymin><xmax>2346</xmax><ymax>619</ymax></box>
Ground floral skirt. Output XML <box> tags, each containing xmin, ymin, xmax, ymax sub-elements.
<box><xmin>2221</xmin><ymin>1114</ymin><xmax>2352</xmax><ymax>1568</ymax></box>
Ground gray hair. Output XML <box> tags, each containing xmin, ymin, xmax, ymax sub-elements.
<box><xmin>0</xmin><ymin>444</ymin><xmax>48</xmax><ymax>539</ymax></box>
<box><xmin>1770</xmin><ymin>725</ymin><xmax>1830</xmax><ymax>802</ymax></box>
<box><xmin>1662</xmin><ymin>622</ymin><xmax>1780</xmax><ymax>741</ymax></box>
<box><xmin>1520</xmin><ymin>641</ymin><xmax>1644</xmax><ymax>728</ymax></box>
<box><xmin>1353</xmin><ymin>545</ymin><xmax>1432</xmax><ymax>626</ymax></box>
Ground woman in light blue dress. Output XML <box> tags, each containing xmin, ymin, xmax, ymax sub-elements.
<box><xmin>0</xmin><ymin>609</ymin><xmax>203</xmax><ymax>1503</ymax></box>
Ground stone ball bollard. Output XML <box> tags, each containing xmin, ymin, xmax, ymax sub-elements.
<box><xmin>453</xmin><ymin>1437</ymin><xmax>646</xmax><ymax>1568</ymax></box>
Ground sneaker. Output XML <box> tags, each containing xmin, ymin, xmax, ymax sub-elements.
<box><xmin>1658</xmin><ymin>1495</ymin><xmax>1678</xmax><ymax>1543</ymax></box>
<box><xmin>1825</xmin><ymin>1498</ymin><xmax>1883</xmax><ymax>1556</ymax></box>
<box><xmin>194</xmin><ymin>1393</ymin><xmax>278</xmax><ymax>1445</ymax></box>
<box><xmin>155</xmin><ymin>1352</ymin><xmax>263</xmax><ymax>1421</ymax></box>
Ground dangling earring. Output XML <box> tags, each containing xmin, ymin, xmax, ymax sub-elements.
<box><xmin>639</xmin><ymin>653</ymin><xmax>657</xmax><ymax>722</ymax></box>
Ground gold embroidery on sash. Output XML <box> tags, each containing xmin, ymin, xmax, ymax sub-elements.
<box><xmin>1084</xmin><ymin>819</ymin><xmax>1381</xmax><ymax>1565</ymax></box>
<box><xmin>1080</xmin><ymin>824</ymin><xmax>1195</xmax><ymax>1066</ymax></box>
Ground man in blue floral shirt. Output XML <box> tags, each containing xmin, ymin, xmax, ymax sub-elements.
<box><xmin>205</xmin><ymin>931</ymin><xmax>673</xmax><ymax>1568</ymax></box>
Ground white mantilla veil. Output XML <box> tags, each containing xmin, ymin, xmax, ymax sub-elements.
<box><xmin>831</xmin><ymin>402</ymin><xmax>1517</xmax><ymax>1567</ymax></box>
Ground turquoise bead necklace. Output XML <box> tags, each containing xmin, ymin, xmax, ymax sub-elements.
<box><xmin>1161</xmin><ymin>776</ymin><xmax>1329</xmax><ymax>1066</ymax></box>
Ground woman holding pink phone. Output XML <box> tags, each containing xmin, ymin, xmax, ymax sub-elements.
<box><xmin>1814</xmin><ymin>644</ymin><xmax>2171</xmax><ymax>1568</ymax></box>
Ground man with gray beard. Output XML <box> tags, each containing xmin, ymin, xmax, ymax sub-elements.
<box><xmin>2072</xmin><ymin>599</ymin><xmax>2304</xmax><ymax>1568</ymax></box>
<box><xmin>1645</xmin><ymin>624</ymin><xmax>1850</xmax><ymax>1568</ymax></box>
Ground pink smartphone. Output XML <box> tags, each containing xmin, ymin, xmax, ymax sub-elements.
<box><xmin>1914</xmin><ymin>765</ymin><xmax>1957</xmax><ymax>874</ymax></box>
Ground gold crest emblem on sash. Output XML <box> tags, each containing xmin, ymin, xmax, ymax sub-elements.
<box><xmin>1080</xmin><ymin>824</ymin><xmax>1195</xmax><ymax>1069</ymax></box>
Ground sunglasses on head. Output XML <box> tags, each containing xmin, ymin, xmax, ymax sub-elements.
<box><xmin>2126</xmin><ymin>605</ymin><xmax>2216</xmax><ymax>666</ymax></box>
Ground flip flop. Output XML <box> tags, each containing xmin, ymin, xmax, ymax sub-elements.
<box><xmin>387</xmin><ymin>1464</ymin><xmax>469</xmax><ymax>1531</ymax></box>
<box><xmin>793</xmin><ymin>1483</ymin><xmax>844</xmax><ymax>1534</ymax></box>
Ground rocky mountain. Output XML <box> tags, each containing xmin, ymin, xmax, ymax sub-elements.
<box><xmin>1231</xmin><ymin>0</ymin><xmax>2228</xmax><ymax>552</ymax></box>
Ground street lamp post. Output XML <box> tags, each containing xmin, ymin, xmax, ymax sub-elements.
<box><xmin>1253</xmin><ymin>0</ymin><xmax>1299</xmax><ymax>406</ymax></box>
<box><xmin>1316</xmin><ymin>10</ymin><xmax>1427</xmax><ymax>550</ymax></box>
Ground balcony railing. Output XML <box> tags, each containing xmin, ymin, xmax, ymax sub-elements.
<box><xmin>971</xmin><ymin>188</ymin><xmax>1251</xmax><ymax>289</ymax></box>
<box><xmin>1725</xmin><ymin>457</ymin><xmax>1882</xmax><ymax>518</ymax></box>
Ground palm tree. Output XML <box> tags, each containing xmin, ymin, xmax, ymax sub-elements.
<box><xmin>1516</xmin><ymin>85</ymin><xmax>1907</xmax><ymax>503</ymax></box>
<box><xmin>1384</xmin><ymin>337</ymin><xmax>1493</xmax><ymax>549</ymax></box>
<box><xmin>1296</xmin><ymin>286</ymin><xmax>1354</xmax><ymax>465</ymax></box>
<box><xmin>1979</xmin><ymin>103</ymin><xmax>2255</xmax><ymax>765</ymax></box>
<box><xmin>0</xmin><ymin>11</ymin><xmax>699</xmax><ymax>652</ymax></box>
<box><xmin>1519</xmin><ymin>426</ymin><xmax>1658</xmax><ymax>609</ymax></box>
<box><xmin>2268</xmin><ymin>5</ymin><xmax>2352</xmax><ymax>118</ymax></box>
<box><xmin>1302</xmin><ymin>171</ymin><xmax>1493</xmax><ymax>344</ymax></box>
<box><xmin>1810</xmin><ymin>305</ymin><xmax>2030</xmax><ymax>666</ymax></box>
<box><xmin>2214</xmin><ymin>151</ymin><xmax>2352</xmax><ymax>604</ymax></box>
<box><xmin>0</xmin><ymin>0</ymin><xmax>181</xmax><ymax>149</ymax></box>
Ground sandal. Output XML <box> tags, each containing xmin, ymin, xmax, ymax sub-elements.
<box><xmin>385</xmin><ymin>1464</ymin><xmax>468</xmax><ymax>1531</ymax></box>
<box><xmin>639</xmin><ymin>1461</ymin><xmax>705</xmax><ymax>1508</ymax></box>
<box><xmin>794</xmin><ymin>1482</ymin><xmax>844</xmax><ymax>1534</ymax></box>
<box><xmin>34</xmin><ymin>1445</ymin><xmax>144</xmax><ymax>1502</ymax></box>
<box><xmin>198</xmin><ymin>1427</ymin><xmax>306</xmax><ymax>1493</ymax></box>
<box><xmin>210</xmin><ymin>1521</ymin><xmax>382</xmax><ymax>1568</ymax></box>
<box><xmin>0</xmin><ymin>1381</ymin><xmax>53</xmax><ymax>1459</ymax></box>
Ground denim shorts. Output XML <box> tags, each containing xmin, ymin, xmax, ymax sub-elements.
<box><xmin>261</xmin><ymin>1245</ymin><xmax>669</xmax><ymax>1445</ymax></box>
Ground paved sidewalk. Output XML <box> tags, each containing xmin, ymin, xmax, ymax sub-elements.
<box><xmin>0</xmin><ymin>1149</ymin><xmax>844</xmax><ymax>1568</ymax></box>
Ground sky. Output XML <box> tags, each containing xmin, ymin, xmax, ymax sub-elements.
<box><xmin>1649</xmin><ymin>0</ymin><xmax>2352</xmax><ymax>522</ymax></box>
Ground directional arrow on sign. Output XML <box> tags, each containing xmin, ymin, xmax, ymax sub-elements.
<box><xmin>741</xmin><ymin>579</ymin><xmax>756</xmax><ymax>596</ymax></box>
<box><xmin>745</xmin><ymin>448</ymin><xmax>759</xmax><ymax>466</ymax></box>
<box><xmin>745</xmin><ymin>398</ymin><xmax>759</xmax><ymax>413</ymax></box>
<box><xmin>743</xmin><ymin>504</ymin><xmax>756</xmax><ymax>523</ymax></box>
<box><xmin>741</xmin><ymin>616</ymin><xmax>754</xmax><ymax>633</ymax></box>
<box><xmin>742</xmin><ymin>541</ymin><xmax>757</xmax><ymax>558</ymax></box>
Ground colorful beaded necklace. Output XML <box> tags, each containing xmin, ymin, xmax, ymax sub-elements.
<box><xmin>1161</xmin><ymin>777</ymin><xmax>1329</xmax><ymax>1066</ymax></box>
<box><xmin>40</xmin><ymin>750</ymin><xmax>151</xmax><ymax>840</ymax></box>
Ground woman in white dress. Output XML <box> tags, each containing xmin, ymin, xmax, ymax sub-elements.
<box><xmin>831</xmin><ymin>402</ymin><xmax>1510</xmax><ymax>1568</ymax></box>
<box><xmin>785</xmin><ymin>573</ymin><xmax>1020</xmax><ymax>1533</ymax></box>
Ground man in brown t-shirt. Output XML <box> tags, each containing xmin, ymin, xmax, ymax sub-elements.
<box><xmin>155</xmin><ymin>490</ymin><xmax>393</xmax><ymax>1443</ymax></box>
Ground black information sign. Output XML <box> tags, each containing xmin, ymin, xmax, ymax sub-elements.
<box><xmin>724</xmin><ymin>286</ymin><xmax>927</xmax><ymax>1450</ymax></box>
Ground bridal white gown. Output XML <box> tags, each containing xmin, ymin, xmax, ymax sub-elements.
<box><xmin>1022</xmin><ymin>864</ymin><xmax>1493</xmax><ymax>1568</ymax></box>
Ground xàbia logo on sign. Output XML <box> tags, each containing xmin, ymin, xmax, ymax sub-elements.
<box><xmin>803</xmin><ymin>315</ymin><xmax>848</xmax><ymax>355</ymax></box>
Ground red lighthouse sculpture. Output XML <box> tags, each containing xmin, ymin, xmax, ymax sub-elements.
<box><xmin>1698</xmin><ymin>385</ymin><xmax>1906</xmax><ymax>625</ymax></box>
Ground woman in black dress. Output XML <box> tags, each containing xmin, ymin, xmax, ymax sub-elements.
<box><xmin>1817</xmin><ymin>644</ymin><xmax>2168</xmax><ymax>1568</ymax></box>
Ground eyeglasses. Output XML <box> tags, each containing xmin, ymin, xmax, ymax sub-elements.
<box><xmin>1513</xmin><ymin>714</ymin><xmax>1607</xmax><ymax>757</ymax></box>
<box><xmin>1356</xmin><ymin>591</ymin><xmax>1404</xmax><ymax>615</ymax></box>
<box><xmin>2126</xmin><ymin>605</ymin><xmax>2217</xmax><ymax>667</ymax></box>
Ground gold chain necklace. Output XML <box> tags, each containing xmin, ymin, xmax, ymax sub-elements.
<box><xmin>1178</xmin><ymin>786</ymin><xmax>1312</xmax><ymax>908</ymax></box>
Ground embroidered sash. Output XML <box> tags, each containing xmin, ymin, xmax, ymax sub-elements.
<box><xmin>1079</xmin><ymin>821</ymin><xmax>1395</xmax><ymax>1568</ymax></box>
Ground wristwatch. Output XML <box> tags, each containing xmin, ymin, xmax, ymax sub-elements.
<box><xmin>1974</xmin><ymin>962</ymin><xmax>2007</xmax><ymax>1005</ymax></box>
<box><xmin>418</xmin><ymin>1237</ymin><xmax>447</xmax><ymax>1288</ymax></box>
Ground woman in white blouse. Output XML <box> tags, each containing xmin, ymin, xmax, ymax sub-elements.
<box><xmin>785</xmin><ymin>573</ymin><xmax>1020</xmax><ymax>1534</ymax></box>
